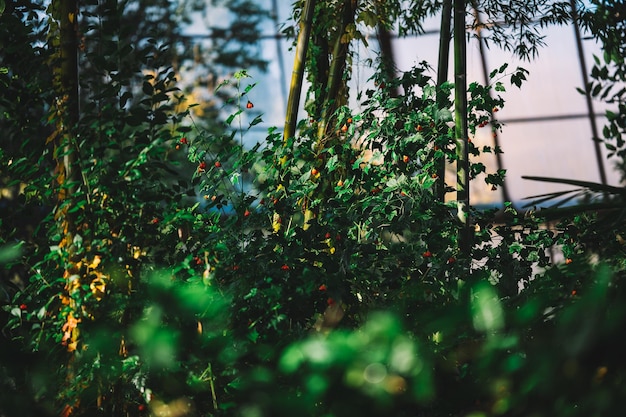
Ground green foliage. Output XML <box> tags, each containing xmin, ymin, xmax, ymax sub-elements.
<box><xmin>2</xmin><ymin>1</ymin><xmax>626</xmax><ymax>417</ymax></box>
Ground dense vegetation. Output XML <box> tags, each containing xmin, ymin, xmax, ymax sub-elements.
<box><xmin>1</xmin><ymin>1</ymin><xmax>626</xmax><ymax>416</ymax></box>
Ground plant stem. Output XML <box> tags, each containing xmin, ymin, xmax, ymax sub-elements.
<box><xmin>284</xmin><ymin>0</ymin><xmax>317</xmax><ymax>144</ymax></box>
<box><xmin>436</xmin><ymin>0</ymin><xmax>453</xmax><ymax>202</ymax></box>
<box><xmin>454</xmin><ymin>0</ymin><xmax>471</xmax><ymax>255</ymax></box>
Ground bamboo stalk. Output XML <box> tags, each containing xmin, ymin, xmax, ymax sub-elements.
<box><xmin>316</xmin><ymin>0</ymin><xmax>355</xmax><ymax>145</ymax></box>
<box><xmin>436</xmin><ymin>0</ymin><xmax>453</xmax><ymax>202</ymax></box>
<box><xmin>284</xmin><ymin>0</ymin><xmax>317</xmax><ymax>143</ymax></box>
<box><xmin>454</xmin><ymin>0</ymin><xmax>470</xmax><ymax>254</ymax></box>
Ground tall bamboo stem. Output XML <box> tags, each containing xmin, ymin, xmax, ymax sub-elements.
<box><xmin>284</xmin><ymin>0</ymin><xmax>317</xmax><ymax>143</ymax></box>
<box><xmin>436</xmin><ymin>0</ymin><xmax>453</xmax><ymax>202</ymax></box>
<box><xmin>454</xmin><ymin>0</ymin><xmax>470</xmax><ymax>255</ymax></box>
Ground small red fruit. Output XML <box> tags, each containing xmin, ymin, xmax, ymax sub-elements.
<box><xmin>214</xmin><ymin>161</ymin><xmax>222</xmax><ymax>168</ymax></box>
<box><xmin>422</xmin><ymin>250</ymin><xmax>432</xmax><ymax>258</ymax></box>
<box><xmin>571</xmin><ymin>289</ymin><xmax>577</xmax><ymax>296</ymax></box>
<box><xmin>327</xmin><ymin>297</ymin><xmax>335</xmax><ymax>305</ymax></box>
<box><xmin>281</xmin><ymin>264</ymin><xmax>290</xmax><ymax>271</ymax></box>
<box><xmin>417</xmin><ymin>124</ymin><xmax>423</xmax><ymax>132</ymax></box>
<box><xmin>325</xmin><ymin>232</ymin><xmax>332</xmax><ymax>239</ymax></box>
<box><xmin>246</xmin><ymin>100</ymin><xmax>254</xmax><ymax>109</ymax></box>
<box><xmin>402</xmin><ymin>155</ymin><xmax>410</xmax><ymax>164</ymax></box>
<box><xmin>341</xmin><ymin>124</ymin><xmax>348</xmax><ymax>133</ymax></box>
<box><xmin>311</xmin><ymin>168</ymin><xmax>319</xmax><ymax>176</ymax></box>
<box><xmin>180</xmin><ymin>137</ymin><xmax>188</xmax><ymax>145</ymax></box>
<box><xmin>19</xmin><ymin>304</ymin><xmax>27</xmax><ymax>310</ymax></box>
<box><xmin>565</xmin><ymin>258</ymin><xmax>573</xmax><ymax>265</ymax></box>
<box><xmin>151</xmin><ymin>218</ymin><xmax>159</xmax><ymax>224</ymax></box>
<box><xmin>319</xmin><ymin>284</ymin><xmax>327</xmax><ymax>292</ymax></box>
<box><xmin>243</xmin><ymin>209</ymin><xmax>251</xmax><ymax>217</ymax></box>
<box><xmin>232</xmin><ymin>265</ymin><xmax>240</xmax><ymax>271</ymax></box>
<box><xmin>347</xmin><ymin>117</ymin><xmax>353</xmax><ymax>124</ymax></box>
<box><xmin>198</xmin><ymin>161</ymin><xmax>207</xmax><ymax>171</ymax></box>
<box><xmin>138</xmin><ymin>404</ymin><xmax>146</xmax><ymax>411</ymax></box>
<box><xmin>447</xmin><ymin>257</ymin><xmax>456</xmax><ymax>264</ymax></box>
<box><xmin>194</xmin><ymin>256</ymin><xmax>202</xmax><ymax>265</ymax></box>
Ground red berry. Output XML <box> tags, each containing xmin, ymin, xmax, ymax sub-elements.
<box><xmin>194</xmin><ymin>256</ymin><xmax>202</xmax><ymax>265</ymax></box>
<box><xmin>347</xmin><ymin>117</ymin><xmax>353</xmax><ymax>124</ymax></box>
<box><xmin>311</xmin><ymin>168</ymin><xmax>319</xmax><ymax>176</ymax></box>
<box><xmin>417</xmin><ymin>124</ymin><xmax>423</xmax><ymax>132</ymax></box>
<box><xmin>341</xmin><ymin>124</ymin><xmax>348</xmax><ymax>133</ymax></box>
<box><xmin>138</xmin><ymin>404</ymin><xmax>146</xmax><ymax>411</ymax></box>
<box><xmin>19</xmin><ymin>304</ymin><xmax>27</xmax><ymax>310</ymax></box>
<box><xmin>571</xmin><ymin>289</ymin><xmax>577</xmax><ymax>296</ymax></box>
<box><xmin>180</xmin><ymin>137</ymin><xmax>188</xmax><ymax>145</ymax></box>
<box><xmin>325</xmin><ymin>232</ymin><xmax>332</xmax><ymax>239</ymax></box>
<box><xmin>281</xmin><ymin>264</ymin><xmax>290</xmax><ymax>271</ymax></box>
<box><xmin>198</xmin><ymin>161</ymin><xmax>207</xmax><ymax>171</ymax></box>
<box><xmin>151</xmin><ymin>218</ymin><xmax>159</xmax><ymax>224</ymax></box>
<box><xmin>243</xmin><ymin>209</ymin><xmax>251</xmax><ymax>217</ymax></box>
<box><xmin>214</xmin><ymin>161</ymin><xmax>222</xmax><ymax>168</ymax></box>
<box><xmin>327</xmin><ymin>297</ymin><xmax>335</xmax><ymax>306</ymax></box>
<box><xmin>232</xmin><ymin>265</ymin><xmax>240</xmax><ymax>271</ymax></box>
<box><xmin>402</xmin><ymin>155</ymin><xmax>410</xmax><ymax>163</ymax></box>
<box><xmin>565</xmin><ymin>258</ymin><xmax>573</xmax><ymax>265</ymax></box>
<box><xmin>447</xmin><ymin>257</ymin><xmax>456</xmax><ymax>264</ymax></box>
<box><xmin>422</xmin><ymin>250</ymin><xmax>432</xmax><ymax>258</ymax></box>
<box><xmin>246</xmin><ymin>100</ymin><xmax>254</xmax><ymax>109</ymax></box>
<box><xmin>319</xmin><ymin>284</ymin><xmax>327</xmax><ymax>292</ymax></box>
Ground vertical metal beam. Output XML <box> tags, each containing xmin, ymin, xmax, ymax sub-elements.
<box><xmin>472</xmin><ymin>2</ymin><xmax>512</xmax><ymax>204</ymax></box>
<box><xmin>570</xmin><ymin>0</ymin><xmax>607</xmax><ymax>185</ymax></box>
<box><xmin>271</xmin><ymin>0</ymin><xmax>289</xmax><ymax>112</ymax></box>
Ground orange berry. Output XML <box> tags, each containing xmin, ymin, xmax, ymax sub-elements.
<box><xmin>341</xmin><ymin>124</ymin><xmax>348</xmax><ymax>133</ymax></box>
<box><xmin>214</xmin><ymin>161</ymin><xmax>222</xmax><ymax>168</ymax></box>
<box><xmin>311</xmin><ymin>168</ymin><xmax>319</xmax><ymax>176</ymax></box>
<box><xmin>417</xmin><ymin>124</ymin><xmax>423</xmax><ymax>132</ymax></box>
<box><xmin>243</xmin><ymin>209</ymin><xmax>251</xmax><ymax>217</ymax></box>
<box><xmin>347</xmin><ymin>117</ymin><xmax>353</xmax><ymax>124</ymax></box>
<box><xmin>402</xmin><ymin>155</ymin><xmax>410</xmax><ymax>163</ymax></box>
<box><xmin>565</xmin><ymin>258</ymin><xmax>573</xmax><ymax>265</ymax></box>
<box><xmin>336</xmin><ymin>179</ymin><xmax>344</xmax><ymax>187</ymax></box>
<box><xmin>319</xmin><ymin>284</ymin><xmax>327</xmax><ymax>291</ymax></box>
<box><xmin>246</xmin><ymin>100</ymin><xmax>254</xmax><ymax>109</ymax></box>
